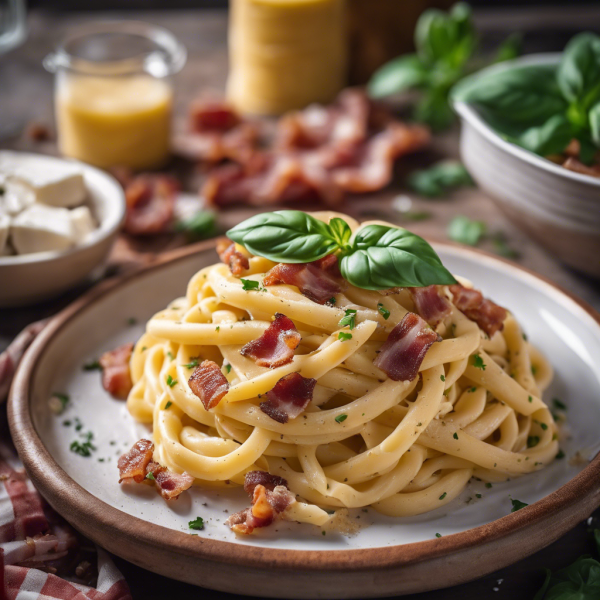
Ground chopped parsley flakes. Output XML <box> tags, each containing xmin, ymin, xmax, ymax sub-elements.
<box><xmin>166</xmin><ymin>375</ymin><xmax>177</xmax><ymax>388</ymax></box>
<box><xmin>338</xmin><ymin>309</ymin><xmax>357</xmax><ymax>330</ymax></box>
<box><xmin>189</xmin><ymin>517</ymin><xmax>204</xmax><ymax>530</ymax></box>
<box><xmin>184</xmin><ymin>358</ymin><xmax>199</xmax><ymax>369</ymax></box>
<box><xmin>439</xmin><ymin>492</ymin><xmax>447</xmax><ymax>500</ymax></box>
<box><xmin>164</xmin><ymin>401</ymin><xmax>173</xmax><ymax>410</ymax></box>
<box><xmin>527</xmin><ymin>435</ymin><xmax>540</xmax><ymax>448</ymax></box>
<box><xmin>82</xmin><ymin>360</ymin><xmax>101</xmax><ymax>371</ymax></box>
<box><xmin>146</xmin><ymin>472</ymin><xmax>156</xmax><ymax>481</ymax></box>
<box><xmin>338</xmin><ymin>332</ymin><xmax>352</xmax><ymax>342</ymax></box>
<box><xmin>453</xmin><ymin>432</ymin><xmax>459</xmax><ymax>440</ymax></box>
<box><xmin>472</xmin><ymin>354</ymin><xmax>486</xmax><ymax>370</ymax></box>
<box><xmin>377</xmin><ymin>303</ymin><xmax>390</xmax><ymax>320</ymax></box>
<box><xmin>240</xmin><ymin>279</ymin><xmax>260</xmax><ymax>291</ymax></box>
<box><xmin>510</xmin><ymin>498</ymin><xmax>528</xmax><ymax>512</ymax></box>
<box><xmin>553</xmin><ymin>398</ymin><xmax>567</xmax><ymax>410</ymax></box>
<box><xmin>335</xmin><ymin>414</ymin><xmax>348</xmax><ymax>424</ymax></box>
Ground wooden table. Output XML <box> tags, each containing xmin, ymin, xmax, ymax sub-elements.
<box><xmin>1</xmin><ymin>6</ymin><xmax>600</xmax><ymax>599</ymax></box>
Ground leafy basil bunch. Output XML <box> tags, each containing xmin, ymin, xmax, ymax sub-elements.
<box><xmin>534</xmin><ymin>530</ymin><xmax>600</xmax><ymax>600</ymax></box>
<box><xmin>453</xmin><ymin>32</ymin><xmax>600</xmax><ymax>162</ymax></box>
<box><xmin>227</xmin><ymin>211</ymin><xmax>456</xmax><ymax>291</ymax></box>
<box><xmin>368</xmin><ymin>3</ymin><xmax>520</xmax><ymax>131</ymax></box>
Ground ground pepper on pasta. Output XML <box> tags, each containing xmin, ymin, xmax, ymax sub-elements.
<box><xmin>123</xmin><ymin>212</ymin><xmax>558</xmax><ymax>535</ymax></box>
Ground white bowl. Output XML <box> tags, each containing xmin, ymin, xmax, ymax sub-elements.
<box><xmin>0</xmin><ymin>152</ymin><xmax>125</xmax><ymax>307</ymax></box>
<box><xmin>453</xmin><ymin>54</ymin><xmax>600</xmax><ymax>278</ymax></box>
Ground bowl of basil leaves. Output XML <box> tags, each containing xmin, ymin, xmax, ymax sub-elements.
<box><xmin>452</xmin><ymin>33</ymin><xmax>600</xmax><ymax>278</ymax></box>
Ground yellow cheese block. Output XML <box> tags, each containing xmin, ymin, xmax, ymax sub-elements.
<box><xmin>56</xmin><ymin>74</ymin><xmax>173</xmax><ymax>170</ymax></box>
<box><xmin>227</xmin><ymin>0</ymin><xmax>348</xmax><ymax>115</ymax></box>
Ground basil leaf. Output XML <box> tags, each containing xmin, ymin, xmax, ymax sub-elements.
<box><xmin>453</xmin><ymin>65</ymin><xmax>567</xmax><ymax>126</ymax></box>
<box><xmin>590</xmin><ymin>102</ymin><xmax>600</xmax><ymax>146</ymax></box>
<box><xmin>414</xmin><ymin>89</ymin><xmax>457</xmax><ymax>132</ymax></box>
<box><xmin>447</xmin><ymin>216</ymin><xmax>486</xmax><ymax>246</ymax></box>
<box><xmin>557</xmin><ymin>32</ymin><xmax>600</xmax><ymax>107</ymax></box>
<box><xmin>408</xmin><ymin>161</ymin><xmax>473</xmax><ymax>197</ymax></box>
<box><xmin>227</xmin><ymin>210</ymin><xmax>338</xmax><ymax>263</ymax></box>
<box><xmin>175</xmin><ymin>211</ymin><xmax>216</xmax><ymax>241</ymax></box>
<box><xmin>340</xmin><ymin>225</ymin><xmax>456</xmax><ymax>290</ymax></box>
<box><xmin>514</xmin><ymin>114</ymin><xmax>574</xmax><ymax>156</ymax></box>
<box><xmin>368</xmin><ymin>55</ymin><xmax>428</xmax><ymax>99</ymax></box>
<box><xmin>328</xmin><ymin>217</ymin><xmax>352</xmax><ymax>250</ymax></box>
<box><xmin>493</xmin><ymin>33</ymin><xmax>522</xmax><ymax>64</ymax></box>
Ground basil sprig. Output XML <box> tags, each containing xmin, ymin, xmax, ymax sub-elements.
<box><xmin>368</xmin><ymin>3</ymin><xmax>520</xmax><ymax>131</ymax></box>
<box><xmin>453</xmin><ymin>32</ymin><xmax>600</xmax><ymax>163</ymax></box>
<box><xmin>227</xmin><ymin>211</ymin><xmax>456</xmax><ymax>291</ymax></box>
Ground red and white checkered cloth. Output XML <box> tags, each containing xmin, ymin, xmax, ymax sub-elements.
<box><xmin>0</xmin><ymin>443</ymin><xmax>132</xmax><ymax>600</ymax></box>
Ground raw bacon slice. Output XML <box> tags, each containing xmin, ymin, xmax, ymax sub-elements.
<box><xmin>374</xmin><ymin>312</ymin><xmax>440</xmax><ymax>381</ymax></box>
<box><xmin>216</xmin><ymin>238</ymin><xmax>250</xmax><ymax>276</ymax></box>
<box><xmin>188</xmin><ymin>360</ymin><xmax>230</xmax><ymax>410</ymax></box>
<box><xmin>241</xmin><ymin>313</ymin><xmax>301</xmax><ymax>368</ymax></box>
<box><xmin>259</xmin><ymin>372</ymin><xmax>316</xmax><ymax>423</ymax></box>
<box><xmin>227</xmin><ymin>471</ymin><xmax>294</xmax><ymax>535</ymax></box>
<box><xmin>263</xmin><ymin>259</ymin><xmax>342</xmax><ymax>305</ymax></box>
<box><xmin>449</xmin><ymin>284</ymin><xmax>507</xmax><ymax>337</ymax></box>
<box><xmin>123</xmin><ymin>174</ymin><xmax>178</xmax><ymax>236</ymax></box>
<box><xmin>409</xmin><ymin>285</ymin><xmax>452</xmax><ymax>328</ymax></box>
<box><xmin>117</xmin><ymin>439</ymin><xmax>154</xmax><ymax>483</ymax></box>
<box><xmin>145</xmin><ymin>461</ymin><xmax>194</xmax><ymax>501</ymax></box>
<box><xmin>100</xmin><ymin>343</ymin><xmax>134</xmax><ymax>400</ymax></box>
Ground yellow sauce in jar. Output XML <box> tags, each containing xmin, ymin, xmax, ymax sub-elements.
<box><xmin>56</xmin><ymin>74</ymin><xmax>173</xmax><ymax>170</ymax></box>
<box><xmin>227</xmin><ymin>0</ymin><xmax>347</xmax><ymax>115</ymax></box>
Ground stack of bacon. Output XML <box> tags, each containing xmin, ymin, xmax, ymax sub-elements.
<box><xmin>180</xmin><ymin>89</ymin><xmax>430</xmax><ymax>207</ymax></box>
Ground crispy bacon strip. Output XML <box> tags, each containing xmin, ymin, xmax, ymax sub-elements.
<box><xmin>216</xmin><ymin>238</ymin><xmax>250</xmax><ymax>276</ymax></box>
<box><xmin>241</xmin><ymin>313</ymin><xmax>301</xmax><ymax>368</ymax></box>
<box><xmin>374</xmin><ymin>313</ymin><xmax>440</xmax><ymax>381</ymax></box>
<box><xmin>259</xmin><ymin>372</ymin><xmax>316</xmax><ymax>423</ymax></box>
<box><xmin>449</xmin><ymin>284</ymin><xmax>507</xmax><ymax>337</ymax></box>
<box><xmin>118</xmin><ymin>440</ymin><xmax>193</xmax><ymax>500</ymax></box>
<box><xmin>99</xmin><ymin>343</ymin><xmax>133</xmax><ymax>400</ymax></box>
<box><xmin>188</xmin><ymin>360</ymin><xmax>230</xmax><ymax>410</ymax></box>
<box><xmin>562</xmin><ymin>157</ymin><xmax>600</xmax><ymax>178</ymax></box>
<box><xmin>227</xmin><ymin>471</ymin><xmax>294</xmax><ymax>535</ymax></box>
<box><xmin>145</xmin><ymin>461</ymin><xmax>194</xmax><ymax>500</ymax></box>
<box><xmin>123</xmin><ymin>174</ymin><xmax>178</xmax><ymax>236</ymax></box>
<box><xmin>263</xmin><ymin>258</ymin><xmax>342</xmax><ymax>305</ymax></box>
<box><xmin>117</xmin><ymin>439</ymin><xmax>154</xmax><ymax>483</ymax></box>
<box><xmin>409</xmin><ymin>285</ymin><xmax>452</xmax><ymax>328</ymax></box>
<box><xmin>189</xmin><ymin>101</ymin><xmax>241</xmax><ymax>133</ymax></box>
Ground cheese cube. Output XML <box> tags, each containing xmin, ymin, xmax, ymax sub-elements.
<box><xmin>11</xmin><ymin>203</ymin><xmax>75</xmax><ymax>254</ymax></box>
<box><xmin>0</xmin><ymin>180</ymin><xmax>35</xmax><ymax>216</ymax></box>
<box><xmin>0</xmin><ymin>213</ymin><xmax>10</xmax><ymax>254</ymax></box>
<box><xmin>70</xmin><ymin>206</ymin><xmax>96</xmax><ymax>244</ymax></box>
<box><xmin>2</xmin><ymin>159</ymin><xmax>86</xmax><ymax>208</ymax></box>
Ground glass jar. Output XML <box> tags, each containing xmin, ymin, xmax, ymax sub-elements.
<box><xmin>44</xmin><ymin>21</ymin><xmax>186</xmax><ymax>170</ymax></box>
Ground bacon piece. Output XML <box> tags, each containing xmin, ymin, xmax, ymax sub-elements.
<box><xmin>263</xmin><ymin>259</ymin><xmax>342</xmax><ymax>304</ymax></box>
<box><xmin>123</xmin><ymin>174</ymin><xmax>178</xmax><ymax>236</ymax></box>
<box><xmin>118</xmin><ymin>440</ymin><xmax>193</xmax><ymax>500</ymax></box>
<box><xmin>240</xmin><ymin>313</ymin><xmax>301</xmax><ymax>368</ymax></box>
<box><xmin>332</xmin><ymin>123</ymin><xmax>430</xmax><ymax>193</ymax></box>
<box><xmin>99</xmin><ymin>342</ymin><xmax>133</xmax><ymax>400</ymax></box>
<box><xmin>409</xmin><ymin>285</ymin><xmax>452</xmax><ymax>328</ymax></box>
<box><xmin>145</xmin><ymin>461</ymin><xmax>194</xmax><ymax>501</ymax></box>
<box><xmin>562</xmin><ymin>157</ymin><xmax>600</xmax><ymax>178</ymax></box>
<box><xmin>118</xmin><ymin>439</ymin><xmax>154</xmax><ymax>483</ymax></box>
<box><xmin>374</xmin><ymin>313</ymin><xmax>440</xmax><ymax>381</ymax></box>
<box><xmin>216</xmin><ymin>238</ymin><xmax>250</xmax><ymax>276</ymax></box>
<box><xmin>227</xmin><ymin>471</ymin><xmax>294</xmax><ymax>535</ymax></box>
<box><xmin>189</xmin><ymin>101</ymin><xmax>241</xmax><ymax>133</ymax></box>
<box><xmin>449</xmin><ymin>284</ymin><xmax>507</xmax><ymax>337</ymax></box>
<box><xmin>260</xmin><ymin>372</ymin><xmax>316</xmax><ymax>423</ymax></box>
<box><xmin>188</xmin><ymin>360</ymin><xmax>230</xmax><ymax>410</ymax></box>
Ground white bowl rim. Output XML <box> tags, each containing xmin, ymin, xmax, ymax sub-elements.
<box><xmin>453</xmin><ymin>52</ymin><xmax>600</xmax><ymax>190</ymax></box>
<box><xmin>0</xmin><ymin>151</ymin><xmax>125</xmax><ymax>266</ymax></box>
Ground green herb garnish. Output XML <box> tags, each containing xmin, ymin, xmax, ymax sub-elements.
<box><xmin>377</xmin><ymin>303</ymin><xmax>391</xmax><ymax>320</ymax></box>
<box><xmin>338</xmin><ymin>309</ymin><xmax>357</xmax><ymax>330</ymax></box>
<box><xmin>472</xmin><ymin>354</ymin><xmax>486</xmax><ymax>370</ymax></box>
<box><xmin>184</xmin><ymin>359</ymin><xmax>200</xmax><ymax>369</ymax></box>
<box><xmin>528</xmin><ymin>435</ymin><xmax>540</xmax><ymax>448</ymax></box>
<box><xmin>189</xmin><ymin>517</ymin><xmax>205</xmax><ymax>530</ymax></box>
<box><xmin>82</xmin><ymin>360</ymin><xmax>101</xmax><ymax>371</ymax></box>
<box><xmin>146</xmin><ymin>471</ymin><xmax>156</xmax><ymax>481</ymax></box>
<box><xmin>511</xmin><ymin>498</ymin><xmax>529</xmax><ymax>512</ymax></box>
<box><xmin>335</xmin><ymin>414</ymin><xmax>348</xmax><ymax>423</ymax></box>
<box><xmin>453</xmin><ymin>432</ymin><xmax>458</xmax><ymax>440</ymax></box>
<box><xmin>227</xmin><ymin>211</ymin><xmax>456</xmax><ymax>291</ymax></box>
<box><xmin>408</xmin><ymin>161</ymin><xmax>473</xmax><ymax>197</ymax></box>
<box><xmin>175</xmin><ymin>211</ymin><xmax>216</xmax><ymax>241</ymax></box>
<box><xmin>439</xmin><ymin>492</ymin><xmax>447</xmax><ymax>500</ymax></box>
<box><xmin>338</xmin><ymin>332</ymin><xmax>353</xmax><ymax>342</ymax></box>
<box><xmin>447</xmin><ymin>216</ymin><xmax>486</xmax><ymax>246</ymax></box>
<box><xmin>166</xmin><ymin>375</ymin><xmax>177</xmax><ymax>388</ymax></box>
<box><xmin>225</xmin><ymin>364</ymin><xmax>232</xmax><ymax>374</ymax></box>
<box><xmin>553</xmin><ymin>398</ymin><xmax>567</xmax><ymax>410</ymax></box>
<box><xmin>164</xmin><ymin>401</ymin><xmax>173</xmax><ymax>410</ymax></box>
<box><xmin>241</xmin><ymin>279</ymin><xmax>260</xmax><ymax>291</ymax></box>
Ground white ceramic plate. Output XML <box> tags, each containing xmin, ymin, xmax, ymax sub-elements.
<box><xmin>10</xmin><ymin>242</ymin><xmax>600</xmax><ymax>597</ymax></box>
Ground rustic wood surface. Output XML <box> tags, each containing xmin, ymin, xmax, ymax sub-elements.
<box><xmin>1</xmin><ymin>6</ymin><xmax>600</xmax><ymax>600</ymax></box>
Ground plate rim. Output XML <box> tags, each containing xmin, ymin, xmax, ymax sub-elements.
<box><xmin>8</xmin><ymin>239</ymin><xmax>600</xmax><ymax>574</ymax></box>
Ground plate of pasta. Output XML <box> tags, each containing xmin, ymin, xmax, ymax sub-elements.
<box><xmin>9</xmin><ymin>211</ymin><xmax>600</xmax><ymax>598</ymax></box>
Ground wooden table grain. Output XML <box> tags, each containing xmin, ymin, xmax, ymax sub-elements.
<box><xmin>1</xmin><ymin>6</ymin><xmax>600</xmax><ymax>600</ymax></box>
